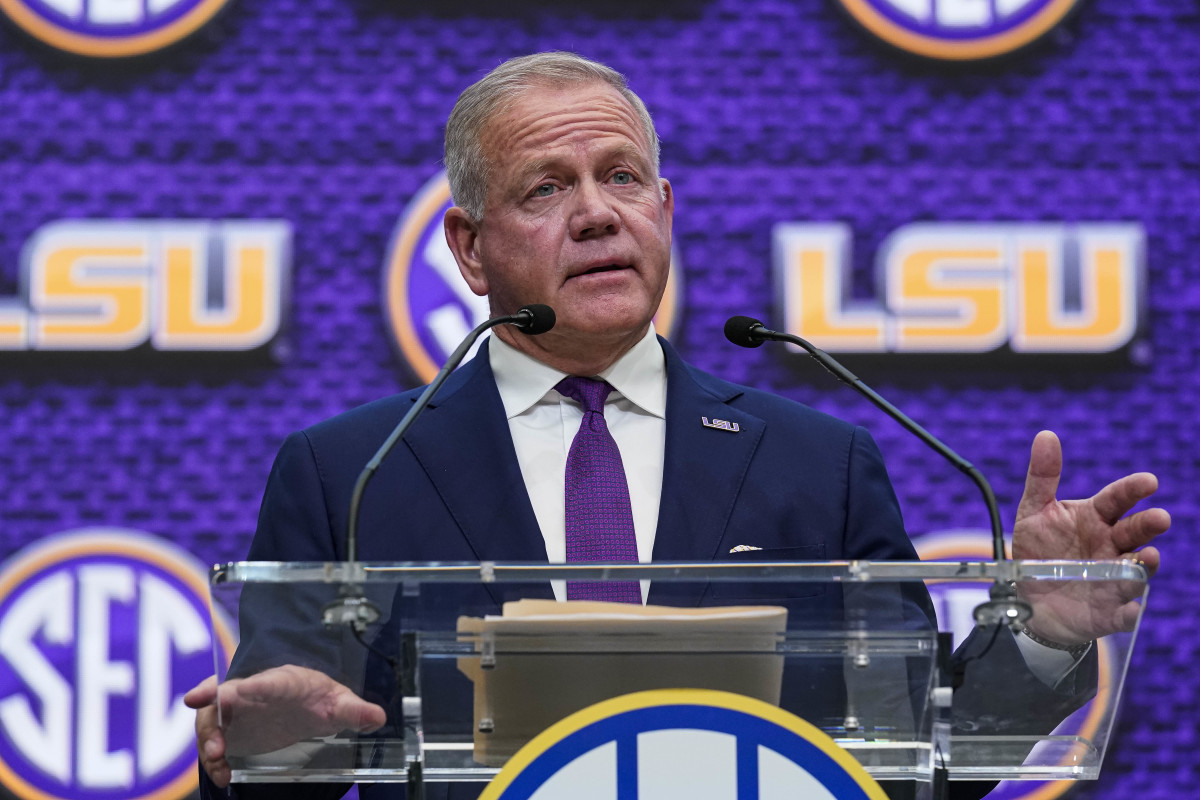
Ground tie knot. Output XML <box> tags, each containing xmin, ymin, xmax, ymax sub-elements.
<box><xmin>555</xmin><ymin>376</ymin><xmax>612</xmax><ymax>414</ymax></box>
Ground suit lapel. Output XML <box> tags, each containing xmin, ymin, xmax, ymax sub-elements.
<box><xmin>402</xmin><ymin>345</ymin><xmax>552</xmax><ymax>572</ymax></box>
<box><xmin>649</xmin><ymin>340</ymin><xmax>764</xmax><ymax>605</ymax></box>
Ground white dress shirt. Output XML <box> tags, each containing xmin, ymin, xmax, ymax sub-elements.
<box><xmin>489</xmin><ymin>326</ymin><xmax>667</xmax><ymax>601</ymax></box>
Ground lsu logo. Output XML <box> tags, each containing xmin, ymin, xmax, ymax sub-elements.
<box><xmin>385</xmin><ymin>171</ymin><xmax>684</xmax><ymax>383</ymax></box>
<box><xmin>0</xmin><ymin>0</ymin><xmax>233</xmax><ymax>58</ymax></box>
<box><xmin>0</xmin><ymin>528</ymin><xmax>235</xmax><ymax>800</ymax></box>
<box><xmin>916</xmin><ymin>529</ymin><xmax>1120</xmax><ymax>800</ymax></box>
<box><xmin>0</xmin><ymin>219</ymin><xmax>290</xmax><ymax>354</ymax></box>
<box><xmin>482</xmin><ymin>689</ymin><xmax>887</xmax><ymax>800</ymax></box>
<box><xmin>774</xmin><ymin>222</ymin><xmax>1144</xmax><ymax>356</ymax></box>
<box><xmin>834</xmin><ymin>0</ymin><xmax>1086</xmax><ymax>60</ymax></box>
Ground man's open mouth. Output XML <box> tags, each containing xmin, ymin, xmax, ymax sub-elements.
<box><xmin>577</xmin><ymin>264</ymin><xmax>628</xmax><ymax>276</ymax></box>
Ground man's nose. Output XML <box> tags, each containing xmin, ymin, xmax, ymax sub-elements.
<box><xmin>568</xmin><ymin>180</ymin><xmax>620</xmax><ymax>240</ymax></box>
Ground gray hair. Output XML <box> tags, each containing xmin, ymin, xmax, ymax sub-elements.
<box><xmin>444</xmin><ymin>52</ymin><xmax>661</xmax><ymax>221</ymax></box>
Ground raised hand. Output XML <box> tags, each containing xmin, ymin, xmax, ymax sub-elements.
<box><xmin>1012</xmin><ymin>430</ymin><xmax>1169</xmax><ymax>643</ymax></box>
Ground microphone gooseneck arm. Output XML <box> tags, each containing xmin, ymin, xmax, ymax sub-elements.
<box><xmin>724</xmin><ymin>316</ymin><xmax>1027</xmax><ymax>628</ymax></box>
<box><xmin>326</xmin><ymin>304</ymin><xmax>555</xmax><ymax>632</ymax></box>
<box><xmin>724</xmin><ymin>316</ymin><xmax>1004</xmax><ymax>562</ymax></box>
<box><xmin>724</xmin><ymin>315</ymin><xmax>1030</xmax><ymax>628</ymax></box>
<box><xmin>346</xmin><ymin>304</ymin><xmax>555</xmax><ymax>562</ymax></box>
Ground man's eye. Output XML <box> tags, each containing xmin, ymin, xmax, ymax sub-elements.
<box><xmin>611</xmin><ymin>172</ymin><xmax>634</xmax><ymax>185</ymax></box>
<box><xmin>533</xmin><ymin>184</ymin><xmax>557</xmax><ymax>197</ymax></box>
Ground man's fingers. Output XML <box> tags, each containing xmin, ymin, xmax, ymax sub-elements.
<box><xmin>201</xmin><ymin>729</ymin><xmax>226</xmax><ymax>760</ymax></box>
<box><xmin>1134</xmin><ymin>545</ymin><xmax>1161</xmax><ymax>579</ymax></box>
<box><xmin>207</xmin><ymin>763</ymin><xmax>231</xmax><ymax>789</ymax></box>
<box><xmin>202</xmin><ymin>752</ymin><xmax>232</xmax><ymax>789</ymax></box>
<box><xmin>1114</xmin><ymin>600</ymin><xmax>1145</xmax><ymax>633</ymax></box>
<box><xmin>1109</xmin><ymin>506</ymin><xmax>1171</xmax><ymax>554</ymax></box>
<box><xmin>194</xmin><ymin>704</ymin><xmax>227</xmax><ymax>758</ymax></box>
<box><xmin>183</xmin><ymin>675</ymin><xmax>218</xmax><ymax>709</ymax></box>
<box><xmin>1091</xmin><ymin>472</ymin><xmax>1160</xmax><ymax>525</ymax></box>
<box><xmin>197</xmin><ymin>720</ymin><xmax>231</xmax><ymax>787</ymax></box>
<box><xmin>1018</xmin><ymin>430</ymin><xmax>1063</xmax><ymax>515</ymax></box>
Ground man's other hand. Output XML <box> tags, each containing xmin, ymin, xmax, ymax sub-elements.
<box><xmin>1012</xmin><ymin>430</ymin><xmax>1170</xmax><ymax>643</ymax></box>
<box><xmin>184</xmin><ymin>666</ymin><xmax>388</xmax><ymax>788</ymax></box>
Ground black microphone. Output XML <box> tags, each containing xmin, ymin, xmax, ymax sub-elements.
<box><xmin>512</xmin><ymin>303</ymin><xmax>557</xmax><ymax>335</ymax></box>
<box><xmin>323</xmin><ymin>304</ymin><xmax>556</xmax><ymax>630</ymax></box>
<box><xmin>724</xmin><ymin>315</ymin><xmax>1031</xmax><ymax>629</ymax></box>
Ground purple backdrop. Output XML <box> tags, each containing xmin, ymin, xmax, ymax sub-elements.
<box><xmin>0</xmin><ymin>0</ymin><xmax>1196</xmax><ymax>797</ymax></box>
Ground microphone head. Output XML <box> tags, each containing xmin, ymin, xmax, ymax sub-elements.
<box><xmin>514</xmin><ymin>304</ymin><xmax>556</xmax><ymax>335</ymax></box>
<box><xmin>724</xmin><ymin>315</ymin><xmax>767</xmax><ymax>348</ymax></box>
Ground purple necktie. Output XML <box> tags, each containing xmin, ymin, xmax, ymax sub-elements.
<box><xmin>555</xmin><ymin>376</ymin><xmax>642</xmax><ymax>603</ymax></box>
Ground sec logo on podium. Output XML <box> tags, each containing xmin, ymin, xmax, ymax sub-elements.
<box><xmin>0</xmin><ymin>0</ymin><xmax>233</xmax><ymax>58</ymax></box>
<box><xmin>481</xmin><ymin>689</ymin><xmax>888</xmax><ymax>800</ymax></box>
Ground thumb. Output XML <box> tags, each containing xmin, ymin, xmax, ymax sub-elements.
<box><xmin>355</xmin><ymin>705</ymin><xmax>387</xmax><ymax>734</ymax></box>
<box><xmin>336</xmin><ymin>695</ymin><xmax>388</xmax><ymax>734</ymax></box>
<box><xmin>1018</xmin><ymin>430</ymin><xmax>1062</xmax><ymax>517</ymax></box>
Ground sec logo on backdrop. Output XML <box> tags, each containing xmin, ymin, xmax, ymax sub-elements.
<box><xmin>0</xmin><ymin>529</ymin><xmax>235</xmax><ymax>800</ymax></box>
<box><xmin>385</xmin><ymin>171</ymin><xmax>684</xmax><ymax>384</ymax></box>
<box><xmin>833</xmin><ymin>0</ymin><xmax>1086</xmax><ymax>60</ymax></box>
<box><xmin>482</xmin><ymin>689</ymin><xmax>887</xmax><ymax>800</ymax></box>
<box><xmin>0</xmin><ymin>0</ymin><xmax>233</xmax><ymax>58</ymax></box>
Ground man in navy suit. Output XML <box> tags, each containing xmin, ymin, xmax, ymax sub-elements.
<box><xmin>187</xmin><ymin>52</ymin><xmax>1169</xmax><ymax>797</ymax></box>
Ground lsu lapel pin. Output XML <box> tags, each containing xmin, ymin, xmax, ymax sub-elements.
<box><xmin>702</xmin><ymin>417</ymin><xmax>740</xmax><ymax>432</ymax></box>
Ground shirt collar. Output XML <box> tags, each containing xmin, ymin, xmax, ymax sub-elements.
<box><xmin>490</xmin><ymin>325</ymin><xmax>667</xmax><ymax>420</ymax></box>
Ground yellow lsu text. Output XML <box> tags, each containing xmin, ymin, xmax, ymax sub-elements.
<box><xmin>0</xmin><ymin>220</ymin><xmax>290</xmax><ymax>352</ymax></box>
<box><xmin>773</xmin><ymin>222</ymin><xmax>1142</xmax><ymax>354</ymax></box>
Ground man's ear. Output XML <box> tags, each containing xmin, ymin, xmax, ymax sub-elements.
<box><xmin>660</xmin><ymin>178</ymin><xmax>675</xmax><ymax>236</ymax></box>
<box><xmin>444</xmin><ymin>207</ymin><xmax>488</xmax><ymax>296</ymax></box>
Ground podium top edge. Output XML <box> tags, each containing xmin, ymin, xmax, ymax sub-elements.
<box><xmin>209</xmin><ymin>559</ymin><xmax>1148</xmax><ymax>585</ymax></box>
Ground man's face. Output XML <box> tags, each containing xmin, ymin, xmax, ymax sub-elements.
<box><xmin>446</xmin><ymin>81</ymin><xmax>673</xmax><ymax>361</ymax></box>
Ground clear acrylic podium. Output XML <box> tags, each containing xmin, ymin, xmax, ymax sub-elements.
<box><xmin>206</xmin><ymin>559</ymin><xmax>1147</xmax><ymax>797</ymax></box>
